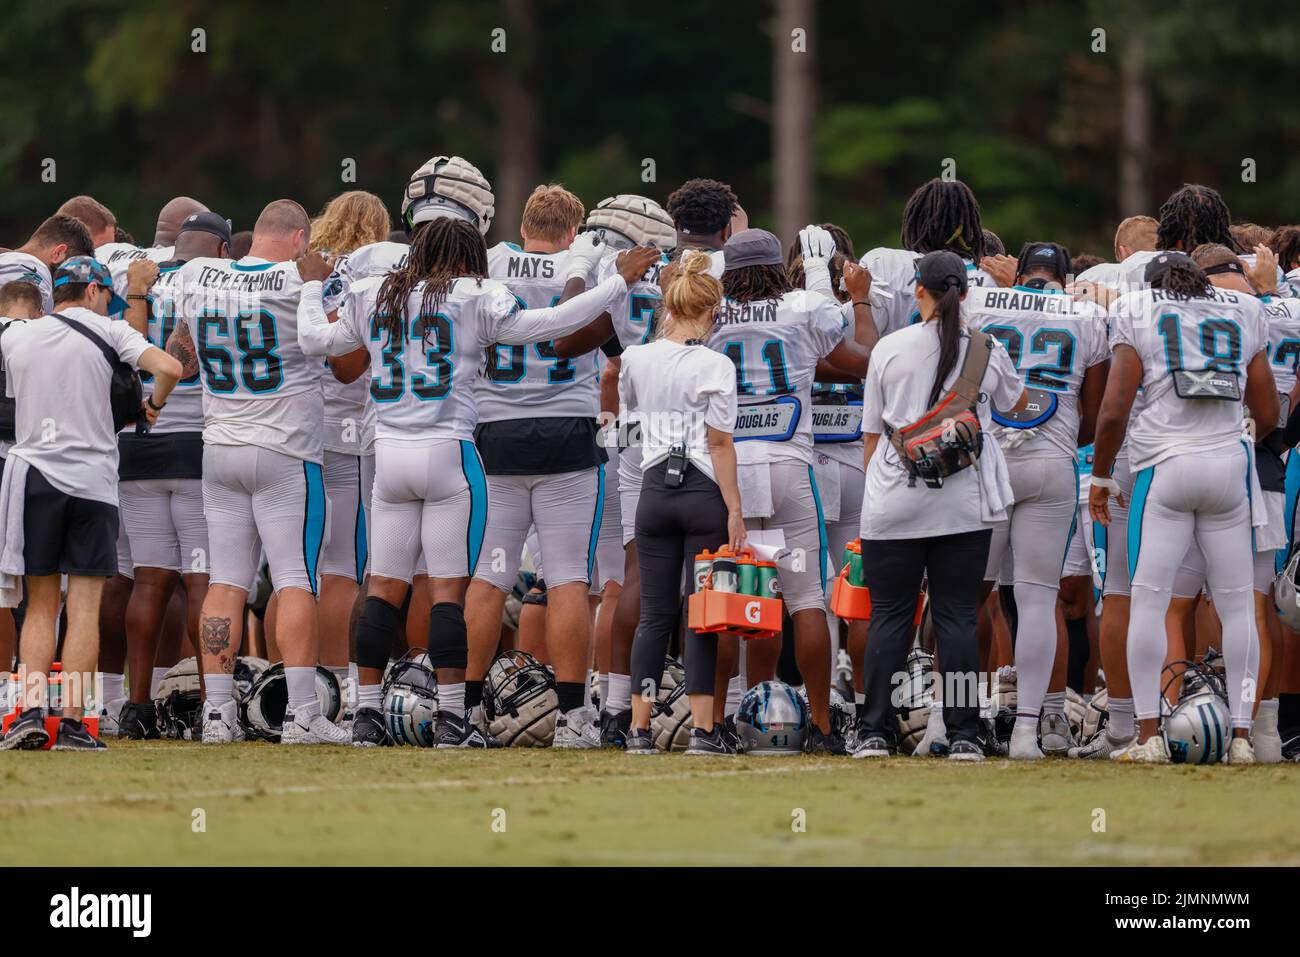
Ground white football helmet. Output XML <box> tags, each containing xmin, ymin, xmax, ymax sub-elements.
<box><xmin>233</xmin><ymin>656</ymin><xmax>271</xmax><ymax>704</ymax></box>
<box><xmin>483</xmin><ymin>650</ymin><xmax>558</xmax><ymax>747</ymax></box>
<box><xmin>735</xmin><ymin>680</ymin><xmax>808</xmax><ymax>755</ymax></box>
<box><xmin>651</xmin><ymin>682</ymin><xmax>693</xmax><ymax>752</ymax></box>
<box><xmin>585</xmin><ymin>194</ymin><xmax>675</xmax><ymax>250</ymax></box>
<box><xmin>239</xmin><ymin>664</ymin><xmax>344</xmax><ymax>743</ymax></box>
<box><xmin>1162</xmin><ymin>662</ymin><xmax>1230</xmax><ymax>765</ymax></box>
<box><xmin>155</xmin><ymin>657</ymin><xmax>201</xmax><ymax>740</ymax></box>
<box><xmin>896</xmin><ymin>707</ymin><xmax>930</xmax><ymax>756</ymax></box>
<box><xmin>401</xmin><ymin>155</ymin><xmax>494</xmax><ymax>235</ymax></box>
<box><xmin>382</xmin><ymin>650</ymin><xmax>438</xmax><ymax>747</ymax></box>
<box><xmin>1274</xmin><ymin>549</ymin><xmax>1300</xmax><ymax>630</ymax></box>
<box><xmin>1080</xmin><ymin>687</ymin><xmax>1109</xmax><ymax>742</ymax></box>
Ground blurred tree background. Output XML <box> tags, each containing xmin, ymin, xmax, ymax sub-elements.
<box><xmin>1</xmin><ymin>0</ymin><xmax>1297</xmax><ymax>259</ymax></box>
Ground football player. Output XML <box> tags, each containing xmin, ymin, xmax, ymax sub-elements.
<box><xmin>552</xmin><ymin>182</ymin><xmax>726</xmax><ymax>746</ymax></box>
<box><xmin>1091</xmin><ymin>252</ymin><xmax>1275</xmax><ymax>764</ymax></box>
<box><xmin>297</xmin><ymin>160</ymin><xmax>658</xmax><ymax>749</ymax></box>
<box><xmin>710</xmin><ymin>227</ymin><xmax>875</xmax><ymax>752</ymax></box>
<box><xmin>309</xmin><ymin>190</ymin><xmax>395</xmax><ymax>705</ymax></box>
<box><xmin>175</xmin><ymin>199</ymin><xmax>348</xmax><ymax>745</ymax></box>
<box><xmin>113</xmin><ymin>212</ymin><xmax>231</xmax><ymax>738</ymax></box>
<box><xmin>970</xmin><ymin>243</ymin><xmax>1110</xmax><ymax>758</ymax></box>
<box><xmin>464</xmin><ymin>184</ymin><xmax>610</xmax><ymax>747</ymax></box>
<box><xmin>0</xmin><ymin>214</ymin><xmax>94</xmax><ymax>313</ymax></box>
<box><xmin>57</xmin><ymin>196</ymin><xmax>117</xmax><ymax>249</ymax></box>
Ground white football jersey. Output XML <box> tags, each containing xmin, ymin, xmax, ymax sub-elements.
<box><xmin>1263</xmin><ymin>295</ymin><xmax>1300</xmax><ymax>398</ymax></box>
<box><xmin>176</xmin><ymin>256</ymin><xmax>324</xmax><ymax>462</ymax></box>
<box><xmin>319</xmin><ymin>241</ymin><xmax>409</xmax><ymax>455</ymax></box>
<box><xmin>478</xmin><ymin>242</ymin><xmax>599</xmax><ymax>422</ymax></box>
<box><xmin>597</xmin><ymin>247</ymin><xmax>726</xmax><ymax>350</ymax></box>
<box><xmin>298</xmin><ymin>274</ymin><xmax>627</xmax><ymax>443</ymax></box>
<box><xmin>96</xmin><ymin>242</ymin><xmax>176</xmax><ymax>304</ymax></box>
<box><xmin>860</xmin><ymin>247</ymin><xmax>997</xmax><ymax>338</ymax></box>
<box><xmin>0</xmin><ymin>251</ymin><xmax>52</xmax><ymax>313</ymax></box>
<box><xmin>968</xmin><ymin>285</ymin><xmax>1110</xmax><ymax>459</ymax></box>
<box><xmin>707</xmin><ymin>290</ymin><xmax>848</xmax><ymax>465</ymax></box>
<box><xmin>1109</xmin><ymin>286</ymin><xmax>1266</xmax><ymax>471</ymax></box>
<box><xmin>137</xmin><ymin>262</ymin><xmax>204</xmax><ymax>434</ymax></box>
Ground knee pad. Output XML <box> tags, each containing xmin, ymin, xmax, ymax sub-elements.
<box><xmin>427</xmin><ymin>601</ymin><xmax>468</xmax><ymax>670</ymax></box>
<box><xmin>356</xmin><ymin>597</ymin><xmax>401</xmax><ymax>671</ymax></box>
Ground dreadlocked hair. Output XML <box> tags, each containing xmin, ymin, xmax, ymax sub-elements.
<box><xmin>1269</xmin><ymin>225</ymin><xmax>1300</xmax><ymax>272</ymax></box>
<box><xmin>1156</xmin><ymin>184</ymin><xmax>1239</xmax><ymax>253</ymax></box>
<box><xmin>1150</xmin><ymin>260</ymin><xmax>1212</xmax><ymax>299</ymax></box>
<box><xmin>723</xmin><ymin>264</ymin><xmax>793</xmax><ymax>304</ymax></box>
<box><xmin>900</xmin><ymin>178</ymin><xmax>986</xmax><ymax>262</ymax></box>
<box><xmin>374</xmin><ymin>218</ymin><xmax>487</xmax><ymax>341</ymax></box>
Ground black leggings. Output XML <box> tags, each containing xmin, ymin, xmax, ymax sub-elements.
<box><xmin>630</xmin><ymin>459</ymin><xmax>729</xmax><ymax>699</ymax></box>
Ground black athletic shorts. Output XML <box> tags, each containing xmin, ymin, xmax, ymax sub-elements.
<box><xmin>22</xmin><ymin>467</ymin><xmax>119</xmax><ymax>577</ymax></box>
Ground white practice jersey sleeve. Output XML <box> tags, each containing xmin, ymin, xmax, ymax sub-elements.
<box><xmin>598</xmin><ymin>250</ymin><xmax>667</xmax><ymax>349</ymax></box>
<box><xmin>968</xmin><ymin>286</ymin><xmax>1110</xmax><ymax>459</ymax></box>
<box><xmin>0</xmin><ymin>252</ymin><xmax>53</xmax><ymax>314</ymax></box>
<box><xmin>177</xmin><ymin>256</ymin><xmax>324</xmax><ymax>462</ymax></box>
<box><xmin>1263</xmin><ymin>296</ymin><xmax>1300</xmax><ymax>399</ymax></box>
<box><xmin>1109</xmin><ymin>287</ymin><xmax>1266</xmax><ymax>471</ymax></box>
<box><xmin>477</xmin><ymin>242</ymin><xmax>600</xmax><ymax>422</ymax></box>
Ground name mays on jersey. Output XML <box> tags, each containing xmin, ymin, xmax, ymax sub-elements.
<box><xmin>505</xmin><ymin>255</ymin><xmax>555</xmax><ymax>280</ymax></box>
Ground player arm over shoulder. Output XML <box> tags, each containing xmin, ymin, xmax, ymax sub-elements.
<box><xmin>123</xmin><ymin>259</ymin><xmax>160</xmax><ymax>337</ymax></box>
<box><xmin>819</xmin><ymin>260</ymin><xmax>879</xmax><ymax>379</ymax></box>
<box><xmin>117</xmin><ymin>322</ymin><xmax>181</xmax><ymax>421</ymax></box>
<box><xmin>294</xmin><ymin>252</ymin><xmax>366</xmax><ymax>358</ymax></box>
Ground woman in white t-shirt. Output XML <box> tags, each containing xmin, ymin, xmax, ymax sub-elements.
<box><xmin>856</xmin><ymin>250</ymin><xmax>1025</xmax><ymax>760</ymax></box>
<box><xmin>619</xmin><ymin>251</ymin><xmax>745</xmax><ymax>756</ymax></box>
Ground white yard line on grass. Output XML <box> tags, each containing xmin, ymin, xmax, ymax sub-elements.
<box><xmin>4</xmin><ymin>762</ymin><xmax>844</xmax><ymax>810</ymax></box>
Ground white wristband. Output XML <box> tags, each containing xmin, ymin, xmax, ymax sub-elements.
<box><xmin>1092</xmin><ymin>475</ymin><xmax>1120</xmax><ymax>494</ymax></box>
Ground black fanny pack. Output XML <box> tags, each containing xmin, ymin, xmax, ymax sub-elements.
<box><xmin>53</xmin><ymin>312</ymin><xmax>148</xmax><ymax>434</ymax></box>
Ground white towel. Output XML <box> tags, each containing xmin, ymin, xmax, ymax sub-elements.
<box><xmin>0</xmin><ymin>454</ymin><xmax>28</xmax><ymax>607</ymax></box>
<box><xmin>974</xmin><ymin>441</ymin><xmax>1015</xmax><ymax>526</ymax></box>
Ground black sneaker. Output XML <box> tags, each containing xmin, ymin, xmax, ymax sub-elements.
<box><xmin>850</xmin><ymin>733</ymin><xmax>893</xmax><ymax>758</ymax></box>
<box><xmin>625</xmin><ymin>728</ymin><xmax>657</xmax><ymax>755</ymax></box>
<box><xmin>351</xmin><ymin>707</ymin><xmax>392</xmax><ymax>747</ymax></box>
<box><xmin>51</xmin><ymin>718</ymin><xmax>107</xmax><ymax>751</ymax></box>
<box><xmin>805</xmin><ymin>724</ymin><xmax>848</xmax><ymax>756</ymax></box>
<box><xmin>685</xmin><ymin>724</ymin><xmax>734</xmax><ymax>757</ymax></box>
<box><xmin>722</xmin><ymin>715</ymin><xmax>740</xmax><ymax>754</ymax></box>
<box><xmin>948</xmin><ymin>739</ymin><xmax>985</xmax><ymax>762</ymax></box>
<box><xmin>846</xmin><ymin>725</ymin><xmax>873</xmax><ymax>755</ymax></box>
<box><xmin>118</xmin><ymin>702</ymin><xmax>160</xmax><ymax>740</ymax></box>
<box><xmin>600</xmin><ymin>708</ymin><xmax>631</xmax><ymax>749</ymax></box>
<box><xmin>434</xmin><ymin>710</ymin><xmax>502</xmax><ymax>749</ymax></box>
<box><xmin>0</xmin><ymin>709</ymin><xmax>49</xmax><ymax>750</ymax></box>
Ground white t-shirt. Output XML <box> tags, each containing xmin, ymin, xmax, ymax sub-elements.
<box><xmin>4</xmin><ymin>307</ymin><xmax>152</xmax><ymax>505</ymax></box>
<box><xmin>619</xmin><ymin>337</ymin><xmax>737</xmax><ymax>483</ymax></box>
<box><xmin>860</xmin><ymin>320</ymin><xmax>1023</xmax><ymax>539</ymax></box>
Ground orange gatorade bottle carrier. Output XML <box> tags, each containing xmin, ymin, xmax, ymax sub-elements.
<box><xmin>830</xmin><ymin>540</ymin><xmax>926</xmax><ymax>625</ymax></box>
<box><xmin>687</xmin><ymin>544</ymin><xmax>783</xmax><ymax>639</ymax></box>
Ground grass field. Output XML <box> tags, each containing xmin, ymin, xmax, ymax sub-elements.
<box><xmin>1</xmin><ymin>743</ymin><xmax>1296</xmax><ymax>866</ymax></box>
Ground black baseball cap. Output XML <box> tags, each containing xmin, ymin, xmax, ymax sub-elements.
<box><xmin>914</xmin><ymin>250</ymin><xmax>968</xmax><ymax>294</ymax></box>
<box><xmin>1144</xmin><ymin>251</ymin><xmax>1195</xmax><ymax>284</ymax></box>
<box><xmin>1016</xmin><ymin>242</ymin><xmax>1071</xmax><ymax>283</ymax></box>
<box><xmin>178</xmin><ymin>211</ymin><xmax>233</xmax><ymax>246</ymax></box>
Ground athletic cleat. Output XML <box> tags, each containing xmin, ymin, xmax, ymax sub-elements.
<box><xmin>948</xmin><ymin>739</ymin><xmax>985</xmax><ymax>761</ymax></box>
<box><xmin>599</xmin><ymin>708</ymin><xmax>631</xmax><ymax>749</ymax></box>
<box><xmin>1226</xmin><ymin>737</ymin><xmax>1255</xmax><ymax>765</ymax></box>
<box><xmin>850</xmin><ymin>733</ymin><xmax>893</xmax><ymax>758</ymax></box>
<box><xmin>805</xmin><ymin>725</ymin><xmax>847</xmax><ymax>756</ymax></box>
<box><xmin>281</xmin><ymin>709</ymin><xmax>351</xmax><ymax>745</ymax></box>
<box><xmin>722</xmin><ymin>715</ymin><xmax>741</xmax><ymax>754</ymax></box>
<box><xmin>684</xmin><ymin>724</ymin><xmax>734</xmax><ymax>756</ymax></box>
<box><xmin>625</xmin><ymin>728</ymin><xmax>657</xmax><ymax>755</ymax></box>
<box><xmin>51</xmin><ymin>718</ymin><xmax>107</xmax><ymax>751</ymax></box>
<box><xmin>846</xmin><ymin>725</ymin><xmax>873</xmax><ymax>756</ymax></box>
<box><xmin>1039</xmin><ymin>712</ymin><xmax>1076</xmax><ymax>754</ymax></box>
<box><xmin>1009</xmin><ymin>723</ymin><xmax>1045</xmax><ymax>760</ymax></box>
<box><xmin>0</xmin><ymin>709</ymin><xmax>50</xmax><ymax>750</ymax></box>
<box><xmin>1114</xmin><ymin>736</ymin><xmax>1169</xmax><ymax>763</ymax></box>
<box><xmin>99</xmin><ymin>697</ymin><xmax>126</xmax><ymax>737</ymax></box>
<box><xmin>434</xmin><ymin>711</ymin><xmax>502</xmax><ymax>749</ymax></box>
<box><xmin>350</xmin><ymin>707</ymin><xmax>392</xmax><ymax>747</ymax></box>
<box><xmin>1069</xmin><ymin>729</ymin><xmax>1135</xmax><ymax>759</ymax></box>
<box><xmin>117</xmin><ymin>702</ymin><xmax>160</xmax><ymax>740</ymax></box>
<box><xmin>552</xmin><ymin>707</ymin><xmax>601</xmax><ymax>750</ymax></box>
<box><xmin>200</xmin><ymin>699</ymin><xmax>243</xmax><ymax>744</ymax></box>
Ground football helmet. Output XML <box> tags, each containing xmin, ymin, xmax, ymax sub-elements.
<box><xmin>1271</xmin><ymin>551</ymin><xmax>1300</xmax><ymax>628</ymax></box>
<box><xmin>896</xmin><ymin>707</ymin><xmax>930</xmax><ymax>755</ymax></box>
<box><xmin>1162</xmin><ymin>661</ymin><xmax>1230</xmax><ymax>765</ymax></box>
<box><xmin>401</xmin><ymin>155</ymin><xmax>494</xmax><ymax>235</ymax></box>
<box><xmin>651</xmin><ymin>682</ymin><xmax>693</xmax><ymax>752</ymax></box>
<box><xmin>381</xmin><ymin>650</ymin><xmax>438</xmax><ymax>747</ymax></box>
<box><xmin>584</xmin><ymin>194</ymin><xmax>675</xmax><ymax>250</ymax></box>
<box><xmin>239</xmin><ymin>663</ymin><xmax>344</xmax><ymax>743</ymax></box>
<box><xmin>483</xmin><ymin>650</ymin><xmax>558</xmax><ymax>747</ymax></box>
<box><xmin>154</xmin><ymin>657</ymin><xmax>201</xmax><ymax>740</ymax></box>
<box><xmin>659</xmin><ymin>656</ymin><xmax>685</xmax><ymax>698</ymax></box>
<box><xmin>797</xmin><ymin>685</ymin><xmax>855</xmax><ymax>738</ymax></box>
<box><xmin>1080</xmin><ymin>687</ymin><xmax>1109</xmax><ymax>742</ymax></box>
<box><xmin>735</xmin><ymin>680</ymin><xmax>808</xmax><ymax>755</ymax></box>
<box><xmin>233</xmin><ymin>656</ymin><xmax>271</xmax><ymax>703</ymax></box>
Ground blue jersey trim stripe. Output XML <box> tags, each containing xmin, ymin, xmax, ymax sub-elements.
<box><xmin>807</xmin><ymin>465</ymin><xmax>828</xmax><ymax>595</ymax></box>
<box><xmin>585</xmin><ymin>463</ymin><xmax>605</xmax><ymax>585</ymax></box>
<box><xmin>301</xmin><ymin>461</ymin><xmax>327</xmax><ymax>596</ymax></box>
<box><xmin>460</xmin><ymin>440</ymin><xmax>489</xmax><ymax>573</ymax></box>
<box><xmin>1282</xmin><ymin>448</ymin><xmax>1300</xmax><ymax>572</ymax></box>
<box><xmin>1128</xmin><ymin>465</ymin><xmax>1155</xmax><ymax>583</ymax></box>
<box><xmin>353</xmin><ymin>456</ymin><xmax>368</xmax><ymax>584</ymax></box>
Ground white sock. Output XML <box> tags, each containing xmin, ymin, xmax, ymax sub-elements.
<box><xmin>607</xmin><ymin>673</ymin><xmax>631</xmax><ymax>714</ymax></box>
<box><xmin>1109</xmin><ymin>696</ymin><xmax>1135</xmax><ymax>738</ymax></box>
<box><xmin>358</xmin><ymin>684</ymin><xmax>382</xmax><ymax>710</ymax></box>
<box><xmin>150</xmin><ymin>667</ymin><xmax>168</xmax><ymax>699</ymax></box>
<box><xmin>598</xmin><ymin>672</ymin><xmax>609</xmax><ymax>710</ymax></box>
<box><xmin>1256</xmin><ymin>698</ymin><xmax>1279</xmax><ymax>731</ymax></box>
<box><xmin>726</xmin><ymin>673</ymin><xmax>744</xmax><ymax>716</ymax></box>
<box><xmin>205</xmin><ymin>674</ymin><xmax>234</xmax><ymax>709</ymax></box>
<box><xmin>440</xmin><ymin>681</ymin><xmax>465</xmax><ymax>719</ymax></box>
<box><xmin>100</xmin><ymin>673</ymin><xmax>125</xmax><ymax>705</ymax></box>
<box><xmin>583</xmin><ymin>668</ymin><xmax>593</xmax><ymax>710</ymax></box>
<box><xmin>1014</xmin><ymin>714</ymin><xmax>1038</xmax><ymax>730</ymax></box>
<box><xmin>285</xmin><ymin>666</ymin><xmax>321</xmax><ymax>719</ymax></box>
<box><xmin>854</xmin><ymin>691</ymin><xmax>866</xmax><ymax>706</ymax></box>
<box><xmin>1042</xmin><ymin>691</ymin><xmax>1066</xmax><ymax>718</ymax></box>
